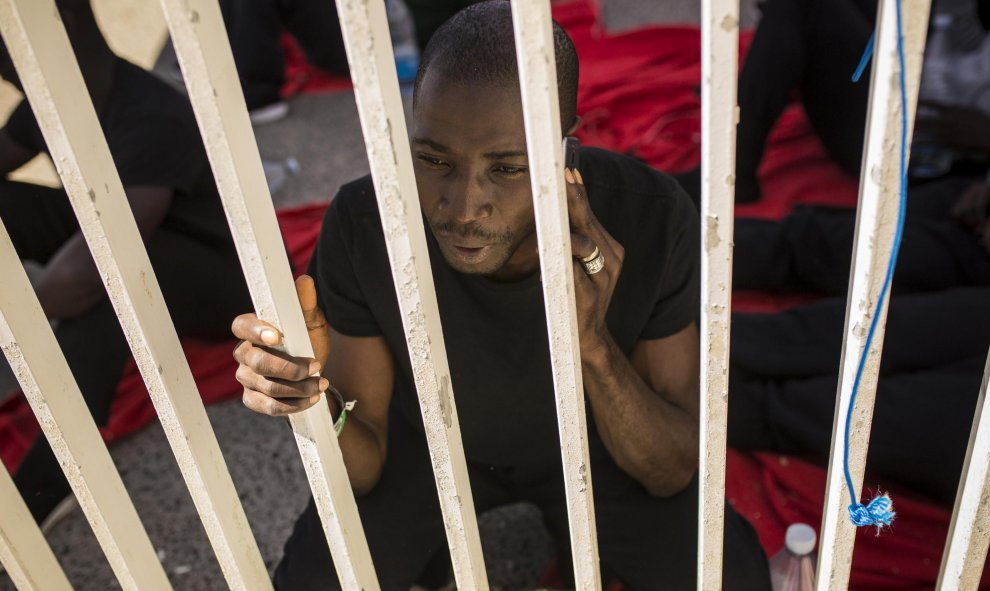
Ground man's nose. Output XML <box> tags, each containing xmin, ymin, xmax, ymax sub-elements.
<box><xmin>442</xmin><ymin>170</ymin><xmax>493</xmax><ymax>224</ymax></box>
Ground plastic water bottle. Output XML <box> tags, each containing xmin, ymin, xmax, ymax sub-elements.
<box><xmin>912</xmin><ymin>13</ymin><xmax>956</xmax><ymax>178</ymax></box>
<box><xmin>769</xmin><ymin>523</ymin><xmax>817</xmax><ymax>591</ymax></box>
<box><xmin>386</xmin><ymin>0</ymin><xmax>420</xmax><ymax>94</ymax></box>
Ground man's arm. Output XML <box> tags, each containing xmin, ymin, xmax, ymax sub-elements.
<box><xmin>565</xmin><ymin>167</ymin><xmax>699</xmax><ymax>497</ymax></box>
<box><xmin>581</xmin><ymin>325</ymin><xmax>699</xmax><ymax>497</ymax></box>
<box><xmin>34</xmin><ymin>185</ymin><xmax>172</xmax><ymax>319</ymax></box>
<box><xmin>233</xmin><ymin>276</ymin><xmax>395</xmax><ymax>494</ymax></box>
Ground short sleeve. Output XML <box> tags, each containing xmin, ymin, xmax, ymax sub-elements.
<box><xmin>3</xmin><ymin>99</ymin><xmax>44</xmax><ymax>153</ymax></box>
<box><xmin>639</xmin><ymin>193</ymin><xmax>700</xmax><ymax>340</ymax></box>
<box><xmin>307</xmin><ymin>192</ymin><xmax>384</xmax><ymax>337</ymax></box>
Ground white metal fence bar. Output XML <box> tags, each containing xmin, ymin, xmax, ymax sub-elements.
<box><xmin>0</xmin><ymin>464</ymin><xmax>72</xmax><ymax>591</ymax></box>
<box><xmin>937</xmin><ymin>349</ymin><xmax>990</xmax><ymax>590</ymax></box>
<box><xmin>698</xmin><ymin>0</ymin><xmax>740</xmax><ymax>587</ymax></box>
<box><xmin>816</xmin><ymin>1</ymin><xmax>930</xmax><ymax>588</ymax></box>
<box><xmin>0</xmin><ymin>220</ymin><xmax>169</xmax><ymax>590</ymax></box>
<box><xmin>510</xmin><ymin>1</ymin><xmax>602</xmax><ymax>587</ymax></box>
<box><xmin>0</xmin><ymin>1</ymin><xmax>270</xmax><ymax>588</ymax></box>
<box><xmin>157</xmin><ymin>1</ymin><xmax>380</xmax><ymax>587</ymax></box>
<box><xmin>330</xmin><ymin>0</ymin><xmax>491</xmax><ymax>587</ymax></box>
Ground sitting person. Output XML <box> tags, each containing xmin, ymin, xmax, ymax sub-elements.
<box><xmin>728</xmin><ymin>285</ymin><xmax>990</xmax><ymax>506</ymax></box>
<box><xmin>735</xmin><ymin>0</ymin><xmax>990</xmax><ymax>202</ymax></box>
<box><xmin>231</xmin><ymin>2</ymin><xmax>771</xmax><ymax>588</ymax></box>
<box><xmin>0</xmin><ymin>0</ymin><xmax>251</xmax><ymax>527</ymax></box>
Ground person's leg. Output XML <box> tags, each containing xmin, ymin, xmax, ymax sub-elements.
<box><xmin>274</xmin><ymin>417</ymin><xmax>514</xmax><ymax>590</ymax></box>
<box><xmin>729</xmin><ymin>353</ymin><xmax>987</xmax><ymax>505</ymax></box>
<box><xmin>279</xmin><ymin>0</ymin><xmax>349</xmax><ymax>78</ymax></box>
<box><xmin>797</xmin><ymin>0</ymin><xmax>875</xmax><ymax>175</ymax></box>
<box><xmin>734</xmin><ymin>181</ymin><xmax>990</xmax><ymax>295</ymax></box>
<box><xmin>219</xmin><ymin>0</ymin><xmax>287</xmax><ymax>110</ymax></box>
<box><xmin>736</xmin><ymin>0</ymin><xmax>874</xmax><ymax>201</ymax></box>
<box><xmin>731</xmin><ymin>287</ymin><xmax>990</xmax><ymax>381</ymax></box>
<box><xmin>0</xmin><ymin>180</ymin><xmax>78</xmax><ymax>263</ymax></box>
<box><xmin>13</xmin><ymin>298</ymin><xmax>132</xmax><ymax>522</ymax></box>
<box><xmin>523</xmin><ymin>438</ymin><xmax>770</xmax><ymax>590</ymax></box>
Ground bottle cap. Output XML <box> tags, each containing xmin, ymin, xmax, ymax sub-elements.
<box><xmin>785</xmin><ymin>523</ymin><xmax>817</xmax><ymax>556</ymax></box>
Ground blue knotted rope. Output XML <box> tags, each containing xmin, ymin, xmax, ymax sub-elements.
<box><xmin>841</xmin><ymin>0</ymin><xmax>909</xmax><ymax>530</ymax></box>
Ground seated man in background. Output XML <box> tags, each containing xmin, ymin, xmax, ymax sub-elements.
<box><xmin>232</xmin><ymin>2</ymin><xmax>771</xmax><ymax>589</ymax></box>
<box><xmin>0</xmin><ymin>0</ymin><xmax>251</xmax><ymax>527</ymax></box>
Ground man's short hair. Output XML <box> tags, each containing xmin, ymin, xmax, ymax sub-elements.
<box><xmin>412</xmin><ymin>0</ymin><xmax>579</xmax><ymax>130</ymax></box>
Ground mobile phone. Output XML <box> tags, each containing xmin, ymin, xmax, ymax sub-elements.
<box><xmin>563</xmin><ymin>136</ymin><xmax>580</xmax><ymax>170</ymax></box>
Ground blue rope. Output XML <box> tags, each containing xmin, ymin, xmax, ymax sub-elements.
<box><xmin>841</xmin><ymin>0</ymin><xmax>909</xmax><ymax>530</ymax></box>
<box><xmin>852</xmin><ymin>32</ymin><xmax>875</xmax><ymax>83</ymax></box>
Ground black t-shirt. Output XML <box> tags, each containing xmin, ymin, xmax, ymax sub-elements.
<box><xmin>4</xmin><ymin>58</ymin><xmax>231</xmax><ymax>246</ymax></box>
<box><xmin>308</xmin><ymin>147</ymin><xmax>700</xmax><ymax>469</ymax></box>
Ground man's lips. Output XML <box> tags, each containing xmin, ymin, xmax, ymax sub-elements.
<box><xmin>444</xmin><ymin>241</ymin><xmax>493</xmax><ymax>263</ymax></box>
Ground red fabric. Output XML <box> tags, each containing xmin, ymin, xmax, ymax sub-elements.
<box><xmin>2</xmin><ymin>1</ymin><xmax>983</xmax><ymax>588</ymax></box>
<box><xmin>279</xmin><ymin>35</ymin><xmax>352</xmax><ymax>99</ymax></box>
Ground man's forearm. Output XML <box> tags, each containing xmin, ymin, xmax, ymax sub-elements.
<box><xmin>327</xmin><ymin>398</ymin><xmax>387</xmax><ymax>495</ymax></box>
<box><xmin>581</xmin><ymin>335</ymin><xmax>698</xmax><ymax>497</ymax></box>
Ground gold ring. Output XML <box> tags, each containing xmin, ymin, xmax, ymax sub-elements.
<box><xmin>580</xmin><ymin>246</ymin><xmax>605</xmax><ymax>275</ymax></box>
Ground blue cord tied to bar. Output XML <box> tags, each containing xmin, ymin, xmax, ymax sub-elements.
<box><xmin>849</xmin><ymin>495</ymin><xmax>895</xmax><ymax>528</ymax></box>
<box><xmin>841</xmin><ymin>0</ymin><xmax>910</xmax><ymax>531</ymax></box>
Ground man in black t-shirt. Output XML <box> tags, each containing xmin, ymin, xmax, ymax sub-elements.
<box><xmin>232</xmin><ymin>3</ymin><xmax>770</xmax><ymax>589</ymax></box>
<box><xmin>0</xmin><ymin>0</ymin><xmax>250</xmax><ymax>526</ymax></box>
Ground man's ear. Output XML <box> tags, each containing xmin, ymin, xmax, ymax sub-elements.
<box><xmin>564</xmin><ymin>116</ymin><xmax>581</xmax><ymax>136</ymax></box>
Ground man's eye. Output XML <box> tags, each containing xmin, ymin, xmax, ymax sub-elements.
<box><xmin>494</xmin><ymin>165</ymin><xmax>527</xmax><ymax>177</ymax></box>
<box><xmin>417</xmin><ymin>154</ymin><xmax>448</xmax><ymax>168</ymax></box>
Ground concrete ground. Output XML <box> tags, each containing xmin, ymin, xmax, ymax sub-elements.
<box><xmin>0</xmin><ymin>1</ymin><xmax>759</xmax><ymax>589</ymax></box>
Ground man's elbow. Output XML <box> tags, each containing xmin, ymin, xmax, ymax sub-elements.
<box><xmin>642</xmin><ymin>461</ymin><xmax>696</xmax><ymax>498</ymax></box>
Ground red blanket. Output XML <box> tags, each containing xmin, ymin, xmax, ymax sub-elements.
<box><xmin>2</xmin><ymin>0</ymin><xmax>985</xmax><ymax>587</ymax></box>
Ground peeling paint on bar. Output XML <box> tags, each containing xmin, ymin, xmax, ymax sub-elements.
<box><xmin>698</xmin><ymin>0</ymin><xmax>739</xmax><ymax>587</ymax></box>
<box><xmin>331</xmin><ymin>0</ymin><xmax>490</xmax><ymax>587</ymax></box>
<box><xmin>816</xmin><ymin>2</ymin><xmax>930</xmax><ymax>589</ymax></box>
<box><xmin>157</xmin><ymin>0</ymin><xmax>379</xmax><ymax>587</ymax></box>
<box><xmin>0</xmin><ymin>1</ymin><xmax>270</xmax><ymax>588</ymax></box>
<box><xmin>510</xmin><ymin>1</ymin><xmax>601</xmax><ymax>588</ymax></box>
<box><xmin>0</xmin><ymin>219</ymin><xmax>170</xmax><ymax>590</ymax></box>
<box><xmin>937</xmin><ymin>351</ymin><xmax>990</xmax><ymax>590</ymax></box>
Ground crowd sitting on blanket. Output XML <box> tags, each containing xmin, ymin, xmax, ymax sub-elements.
<box><xmin>0</xmin><ymin>0</ymin><xmax>988</xmax><ymax>588</ymax></box>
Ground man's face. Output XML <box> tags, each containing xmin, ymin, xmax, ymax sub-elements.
<box><xmin>412</xmin><ymin>73</ymin><xmax>539</xmax><ymax>280</ymax></box>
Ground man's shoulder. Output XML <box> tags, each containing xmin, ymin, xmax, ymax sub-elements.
<box><xmin>580</xmin><ymin>147</ymin><xmax>696</xmax><ymax>230</ymax></box>
<box><xmin>330</xmin><ymin>174</ymin><xmax>380</xmax><ymax>222</ymax></box>
<box><xmin>580</xmin><ymin>147</ymin><xmax>685</xmax><ymax>199</ymax></box>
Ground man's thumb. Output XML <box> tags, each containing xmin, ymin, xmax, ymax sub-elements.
<box><xmin>295</xmin><ymin>275</ymin><xmax>324</xmax><ymax>329</ymax></box>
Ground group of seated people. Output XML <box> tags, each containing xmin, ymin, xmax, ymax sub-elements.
<box><xmin>1</xmin><ymin>0</ymin><xmax>988</xmax><ymax>588</ymax></box>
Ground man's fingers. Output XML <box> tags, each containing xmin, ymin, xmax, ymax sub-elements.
<box><xmin>242</xmin><ymin>389</ymin><xmax>323</xmax><ymax>417</ymax></box>
<box><xmin>570</xmin><ymin>232</ymin><xmax>598</xmax><ymax>261</ymax></box>
<box><xmin>235</xmin><ymin>364</ymin><xmax>327</xmax><ymax>399</ymax></box>
<box><xmin>233</xmin><ymin>341</ymin><xmax>320</xmax><ymax>380</ymax></box>
<box><xmin>231</xmin><ymin>313</ymin><xmax>282</xmax><ymax>346</ymax></box>
<box><xmin>565</xmin><ymin>167</ymin><xmax>596</xmax><ymax>229</ymax></box>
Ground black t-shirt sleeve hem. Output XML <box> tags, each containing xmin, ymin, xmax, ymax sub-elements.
<box><xmin>306</xmin><ymin>188</ymin><xmax>385</xmax><ymax>338</ymax></box>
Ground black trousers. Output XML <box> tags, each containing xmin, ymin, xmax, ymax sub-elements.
<box><xmin>735</xmin><ymin>0</ymin><xmax>876</xmax><ymax>199</ymax></box>
<box><xmin>219</xmin><ymin>0</ymin><xmax>349</xmax><ymax>109</ymax></box>
<box><xmin>733</xmin><ymin>176</ymin><xmax>990</xmax><ymax>295</ymax></box>
<box><xmin>728</xmin><ymin>286</ymin><xmax>990</xmax><ymax>506</ymax></box>
<box><xmin>273</xmin><ymin>417</ymin><xmax>771</xmax><ymax>591</ymax></box>
<box><xmin>2</xmin><ymin>181</ymin><xmax>252</xmax><ymax>519</ymax></box>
